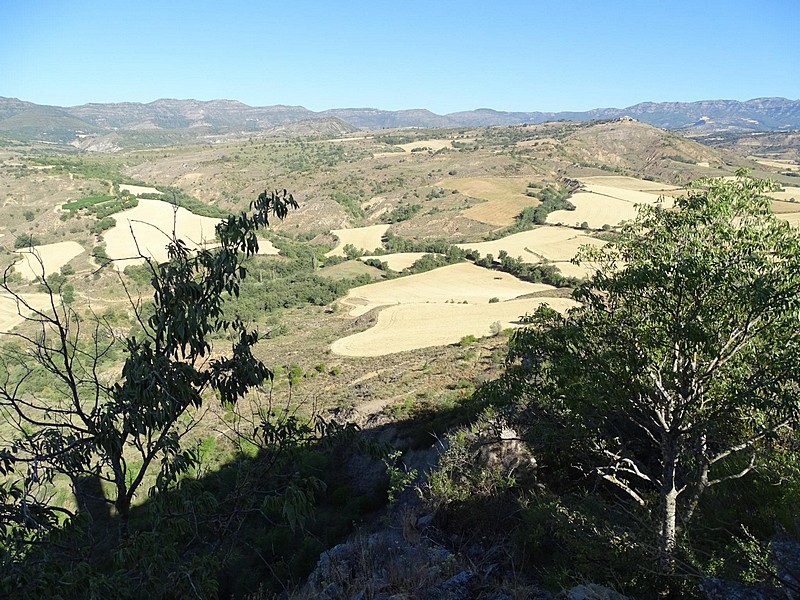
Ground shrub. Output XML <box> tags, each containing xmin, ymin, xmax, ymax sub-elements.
<box><xmin>13</xmin><ymin>234</ymin><xmax>40</xmax><ymax>248</ymax></box>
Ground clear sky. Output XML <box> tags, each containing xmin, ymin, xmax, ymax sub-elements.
<box><xmin>1</xmin><ymin>0</ymin><xmax>797</xmax><ymax>114</ymax></box>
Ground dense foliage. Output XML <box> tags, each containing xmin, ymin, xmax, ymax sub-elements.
<box><xmin>0</xmin><ymin>190</ymin><xmax>384</xmax><ymax>596</ymax></box>
<box><xmin>478</xmin><ymin>175</ymin><xmax>800</xmax><ymax>595</ymax></box>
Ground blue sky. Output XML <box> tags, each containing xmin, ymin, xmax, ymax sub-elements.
<box><xmin>1</xmin><ymin>0</ymin><xmax>797</xmax><ymax>113</ymax></box>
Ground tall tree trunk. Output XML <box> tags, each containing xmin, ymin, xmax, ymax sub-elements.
<box><xmin>660</xmin><ymin>444</ymin><xmax>679</xmax><ymax>573</ymax></box>
<box><xmin>115</xmin><ymin>495</ymin><xmax>130</xmax><ymax>540</ymax></box>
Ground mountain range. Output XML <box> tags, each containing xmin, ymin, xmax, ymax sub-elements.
<box><xmin>1</xmin><ymin>96</ymin><xmax>799</xmax><ymax>144</ymax></box>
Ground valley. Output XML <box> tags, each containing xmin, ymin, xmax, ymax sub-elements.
<box><xmin>2</xmin><ymin>114</ymin><xmax>800</xmax><ymax>598</ymax></box>
<box><xmin>2</xmin><ymin>117</ymin><xmax>799</xmax><ymax>406</ymax></box>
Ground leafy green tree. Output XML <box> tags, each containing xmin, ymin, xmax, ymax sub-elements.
<box><xmin>0</xmin><ymin>189</ymin><xmax>298</xmax><ymax>541</ymax></box>
<box><xmin>13</xmin><ymin>234</ymin><xmax>41</xmax><ymax>249</ymax></box>
<box><xmin>504</xmin><ymin>176</ymin><xmax>800</xmax><ymax>573</ymax></box>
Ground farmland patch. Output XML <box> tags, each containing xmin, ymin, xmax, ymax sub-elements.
<box><xmin>331</xmin><ymin>297</ymin><xmax>577</xmax><ymax>356</ymax></box>
<box><xmin>439</xmin><ymin>177</ymin><xmax>536</xmax><ymax>226</ymax></box>
<box><xmin>325</xmin><ymin>224</ymin><xmax>389</xmax><ymax>257</ymax></box>
<box><xmin>546</xmin><ymin>181</ymin><xmax>672</xmax><ymax>229</ymax></box>
<box><xmin>768</xmin><ymin>186</ymin><xmax>800</xmax><ymax>202</ymax></box>
<box><xmin>359</xmin><ymin>252</ymin><xmax>432</xmax><ymax>271</ymax></box>
<box><xmin>0</xmin><ymin>293</ymin><xmax>56</xmax><ymax>333</ymax></box>
<box><xmin>103</xmin><ymin>199</ymin><xmax>221</xmax><ymax>270</ymax></box>
<box><xmin>118</xmin><ymin>184</ymin><xmax>163</xmax><ymax>196</ymax></box>
<box><xmin>579</xmin><ymin>175</ymin><xmax>680</xmax><ymax>192</ymax></box>
<box><xmin>457</xmin><ymin>226</ymin><xmax>603</xmax><ymax>262</ymax></box>
<box><xmin>15</xmin><ymin>241</ymin><xmax>85</xmax><ymax>280</ymax></box>
<box><xmin>338</xmin><ymin>262</ymin><xmax>556</xmax><ymax>317</ymax></box>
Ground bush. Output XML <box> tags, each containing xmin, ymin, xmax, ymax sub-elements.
<box><xmin>458</xmin><ymin>334</ymin><xmax>477</xmax><ymax>347</ymax></box>
<box><xmin>13</xmin><ymin>234</ymin><xmax>40</xmax><ymax>248</ymax></box>
<box><xmin>89</xmin><ymin>216</ymin><xmax>116</xmax><ymax>235</ymax></box>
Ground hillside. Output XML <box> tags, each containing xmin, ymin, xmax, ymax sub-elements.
<box><xmin>1</xmin><ymin>117</ymin><xmax>799</xmax><ymax>599</ymax></box>
<box><xmin>1</xmin><ymin>96</ymin><xmax>799</xmax><ymax>145</ymax></box>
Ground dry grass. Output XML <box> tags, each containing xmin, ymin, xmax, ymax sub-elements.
<box><xmin>338</xmin><ymin>262</ymin><xmax>556</xmax><ymax>317</ymax></box>
<box><xmin>118</xmin><ymin>184</ymin><xmax>162</xmax><ymax>196</ymax></box>
<box><xmin>325</xmin><ymin>224</ymin><xmax>390</xmax><ymax>257</ymax></box>
<box><xmin>103</xmin><ymin>199</ymin><xmax>221</xmax><ymax>271</ymax></box>
<box><xmin>15</xmin><ymin>241</ymin><xmax>86</xmax><ymax>280</ymax></box>
<box><xmin>440</xmin><ymin>177</ymin><xmax>536</xmax><ymax>226</ymax></box>
<box><xmin>359</xmin><ymin>252</ymin><xmax>432</xmax><ymax>271</ymax></box>
<box><xmin>457</xmin><ymin>226</ymin><xmax>604</xmax><ymax>263</ymax></box>
<box><xmin>331</xmin><ymin>296</ymin><xmax>577</xmax><ymax>356</ymax></box>
<box><xmin>0</xmin><ymin>293</ymin><xmax>55</xmax><ymax>333</ymax></box>
<box><xmin>579</xmin><ymin>175</ymin><xmax>681</xmax><ymax>192</ymax></box>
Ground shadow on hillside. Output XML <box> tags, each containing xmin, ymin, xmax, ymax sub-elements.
<box><xmin>6</xmin><ymin>393</ymin><xmax>492</xmax><ymax>599</ymax></box>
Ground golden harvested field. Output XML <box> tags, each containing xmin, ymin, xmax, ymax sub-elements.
<box><xmin>551</xmin><ymin>259</ymin><xmax>603</xmax><ymax>279</ymax></box>
<box><xmin>103</xmin><ymin>199</ymin><xmax>221</xmax><ymax>271</ymax></box>
<box><xmin>752</xmin><ymin>157</ymin><xmax>800</xmax><ymax>172</ymax></box>
<box><xmin>547</xmin><ymin>192</ymin><xmax>638</xmax><ymax>229</ymax></box>
<box><xmin>768</xmin><ymin>186</ymin><xmax>800</xmax><ymax>202</ymax></box>
<box><xmin>338</xmin><ymin>262</ymin><xmax>557</xmax><ymax>317</ymax></box>
<box><xmin>457</xmin><ymin>226</ymin><xmax>604</xmax><ymax>262</ymax></box>
<box><xmin>397</xmin><ymin>139</ymin><xmax>456</xmax><ymax>153</ymax></box>
<box><xmin>440</xmin><ymin>177</ymin><xmax>536</xmax><ymax>226</ymax></box>
<box><xmin>118</xmin><ymin>184</ymin><xmax>163</xmax><ymax>196</ymax></box>
<box><xmin>318</xmin><ymin>260</ymin><xmax>383</xmax><ymax>281</ymax></box>
<box><xmin>579</xmin><ymin>176</ymin><xmax>681</xmax><ymax>192</ymax></box>
<box><xmin>255</xmin><ymin>239</ymin><xmax>280</xmax><ymax>255</ymax></box>
<box><xmin>779</xmin><ymin>212</ymin><xmax>800</xmax><ymax>228</ymax></box>
<box><xmin>359</xmin><ymin>252</ymin><xmax>432</xmax><ymax>271</ymax></box>
<box><xmin>325</xmin><ymin>224</ymin><xmax>390</xmax><ymax>258</ymax></box>
<box><xmin>331</xmin><ymin>297</ymin><xmax>578</xmax><ymax>356</ymax></box>
<box><xmin>770</xmin><ymin>200</ymin><xmax>800</xmax><ymax>214</ymax></box>
<box><xmin>0</xmin><ymin>292</ymin><xmax>55</xmax><ymax>333</ymax></box>
<box><xmin>15</xmin><ymin>241</ymin><xmax>86</xmax><ymax>280</ymax></box>
<box><xmin>583</xmin><ymin>183</ymin><xmax>671</xmax><ymax>205</ymax></box>
<box><xmin>547</xmin><ymin>181</ymin><xmax>671</xmax><ymax>229</ymax></box>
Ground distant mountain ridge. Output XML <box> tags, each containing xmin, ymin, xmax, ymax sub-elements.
<box><xmin>1</xmin><ymin>96</ymin><xmax>798</xmax><ymax>143</ymax></box>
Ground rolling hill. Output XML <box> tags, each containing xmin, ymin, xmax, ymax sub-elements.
<box><xmin>1</xmin><ymin>96</ymin><xmax>798</xmax><ymax>145</ymax></box>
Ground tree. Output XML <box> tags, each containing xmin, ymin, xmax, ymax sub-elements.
<box><xmin>504</xmin><ymin>175</ymin><xmax>800</xmax><ymax>572</ymax></box>
<box><xmin>0</xmin><ymin>189</ymin><xmax>298</xmax><ymax>542</ymax></box>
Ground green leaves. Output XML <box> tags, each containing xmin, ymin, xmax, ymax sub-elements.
<box><xmin>501</xmin><ymin>175</ymin><xmax>800</xmax><ymax>570</ymax></box>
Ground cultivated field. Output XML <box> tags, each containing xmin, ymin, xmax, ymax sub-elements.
<box><xmin>397</xmin><ymin>139</ymin><xmax>457</xmax><ymax>153</ymax></box>
<box><xmin>338</xmin><ymin>262</ymin><xmax>557</xmax><ymax>317</ymax></box>
<box><xmin>440</xmin><ymin>177</ymin><xmax>536</xmax><ymax>226</ymax></box>
<box><xmin>579</xmin><ymin>176</ymin><xmax>681</xmax><ymax>192</ymax></box>
<box><xmin>331</xmin><ymin>297</ymin><xmax>577</xmax><ymax>356</ymax></box>
<box><xmin>752</xmin><ymin>158</ymin><xmax>800</xmax><ymax>172</ymax></box>
<box><xmin>768</xmin><ymin>186</ymin><xmax>800</xmax><ymax>202</ymax></box>
<box><xmin>325</xmin><ymin>224</ymin><xmax>389</xmax><ymax>257</ymax></box>
<box><xmin>118</xmin><ymin>184</ymin><xmax>162</xmax><ymax>196</ymax></box>
<box><xmin>547</xmin><ymin>180</ymin><xmax>672</xmax><ymax>229</ymax></box>
<box><xmin>0</xmin><ymin>292</ymin><xmax>56</xmax><ymax>333</ymax></box>
<box><xmin>15</xmin><ymin>241</ymin><xmax>86</xmax><ymax>280</ymax></box>
<box><xmin>103</xmin><ymin>199</ymin><xmax>221</xmax><ymax>270</ymax></box>
<box><xmin>779</xmin><ymin>212</ymin><xmax>800</xmax><ymax>228</ymax></box>
<box><xmin>547</xmin><ymin>191</ymin><xmax>639</xmax><ymax>229</ymax></box>
<box><xmin>455</xmin><ymin>226</ymin><xmax>605</xmax><ymax>279</ymax></box>
<box><xmin>457</xmin><ymin>226</ymin><xmax>603</xmax><ymax>261</ymax></box>
<box><xmin>359</xmin><ymin>252</ymin><xmax>433</xmax><ymax>271</ymax></box>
